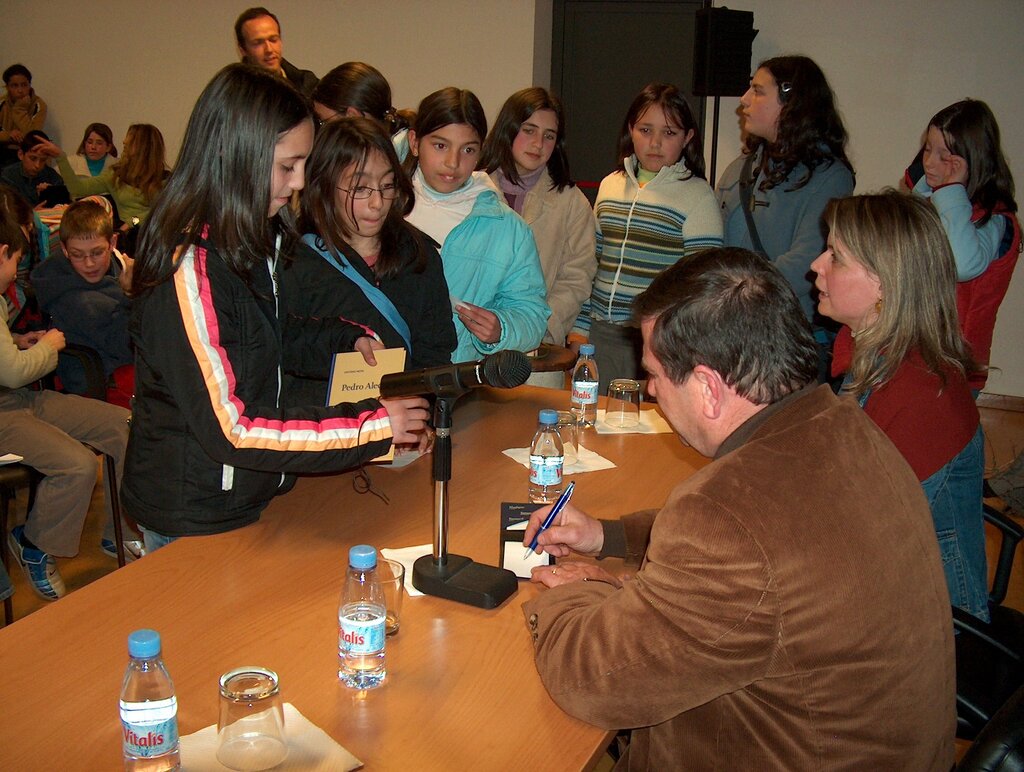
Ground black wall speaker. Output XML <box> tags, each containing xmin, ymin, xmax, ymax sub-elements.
<box><xmin>692</xmin><ymin>7</ymin><xmax>758</xmax><ymax>97</ymax></box>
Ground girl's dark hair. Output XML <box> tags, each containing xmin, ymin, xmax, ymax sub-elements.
<box><xmin>312</xmin><ymin>62</ymin><xmax>409</xmax><ymax>136</ymax></box>
<box><xmin>747</xmin><ymin>56</ymin><xmax>853</xmax><ymax>192</ymax></box>
<box><xmin>480</xmin><ymin>87</ymin><xmax>573</xmax><ymax>191</ymax></box>
<box><xmin>929</xmin><ymin>98</ymin><xmax>1017</xmax><ymax>224</ymax></box>
<box><xmin>76</xmin><ymin>122</ymin><xmax>118</xmax><ymax>158</ymax></box>
<box><xmin>133</xmin><ymin>64</ymin><xmax>310</xmax><ymax>294</ymax></box>
<box><xmin>0</xmin><ymin>186</ymin><xmax>38</xmax><ymax>264</ymax></box>
<box><xmin>404</xmin><ymin>87</ymin><xmax>487</xmax><ymax>177</ymax></box>
<box><xmin>616</xmin><ymin>83</ymin><xmax>705</xmax><ymax>180</ymax></box>
<box><xmin>2</xmin><ymin>64</ymin><xmax>30</xmax><ymax>84</ymax></box>
<box><xmin>300</xmin><ymin>116</ymin><xmax>426</xmax><ymax>280</ymax></box>
<box><xmin>0</xmin><ymin>189</ymin><xmax>30</xmax><ymax>255</ymax></box>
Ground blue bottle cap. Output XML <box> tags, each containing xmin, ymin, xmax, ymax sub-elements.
<box><xmin>349</xmin><ymin>544</ymin><xmax>377</xmax><ymax>570</ymax></box>
<box><xmin>579</xmin><ymin>343</ymin><xmax>595</xmax><ymax>356</ymax></box>
<box><xmin>539</xmin><ymin>409</ymin><xmax>558</xmax><ymax>425</ymax></box>
<box><xmin>128</xmin><ymin>629</ymin><xmax>161</xmax><ymax>658</ymax></box>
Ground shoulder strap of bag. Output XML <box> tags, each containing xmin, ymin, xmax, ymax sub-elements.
<box><xmin>739</xmin><ymin>151</ymin><xmax>769</xmax><ymax>258</ymax></box>
<box><xmin>300</xmin><ymin>234</ymin><xmax>413</xmax><ymax>354</ymax></box>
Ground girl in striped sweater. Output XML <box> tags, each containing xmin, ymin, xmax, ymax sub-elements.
<box><xmin>570</xmin><ymin>83</ymin><xmax>722</xmax><ymax>392</ymax></box>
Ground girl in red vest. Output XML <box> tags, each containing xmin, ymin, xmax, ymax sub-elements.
<box><xmin>905</xmin><ymin>99</ymin><xmax>1020</xmax><ymax>393</ymax></box>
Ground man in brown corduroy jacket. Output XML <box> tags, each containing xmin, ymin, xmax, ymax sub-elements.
<box><xmin>523</xmin><ymin>248</ymin><xmax>955</xmax><ymax>771</ymax></box>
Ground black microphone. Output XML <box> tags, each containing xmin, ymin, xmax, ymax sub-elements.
<box><xmin>379</xmin><ymin>350</ymin><xmax>532</xmax><ymax>399</ymax></box>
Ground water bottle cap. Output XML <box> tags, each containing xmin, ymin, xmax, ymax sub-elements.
<box><xmin>538</xmin><ymin>409</ymin><xmax>558</xmax><ymax>425</ymax></box>
<box><xmin>349</xmin><ymin>544</ymin><xmax>378</xmax><ymax>570</ymax></box>
<box><xmin>128</xmin><ymin>628</ymin><xmax>161</xmax><ymax>658</ymax></box>
<box><xmin>579</xmin><ymin>343</ymin><xmax>595</xmax><ymax>356</ymax></box>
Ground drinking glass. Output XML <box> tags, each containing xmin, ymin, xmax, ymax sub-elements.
<box><xmin>378</xmin><ymin>557</ymin><xmax>406</xmax><ymax>636</ymax></box>
<box><xmin>216</xmin><ymin>666</ymin><xmax>287</xmax><ymax>771</ymax></box>
<box><xmin>554</xmin><ymin>410</ymin><xmax>579</xmax><ymax>466</ymax></box>
<box><xmin>606</xmin><ymin>379</ymin><xmax>641</xmax><ymax>428</ymax></box>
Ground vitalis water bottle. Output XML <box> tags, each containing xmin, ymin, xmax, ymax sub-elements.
<box><xmin>529</xmin><ymin>409</ymin><xmax>564</xmax><ymax>504</ymax></box>
<box><xmin>570</xmin><ymin>343</ymin><xmax>599</xmax><ymax>427</ymax></box>
<box><xmin>119</xmin><ymin>629</ymin><xmax>180</xmax><ymax>771</ymax></box>
<box><xmin>339</xmin><ymin>544</ymin><xmax>387</xmax><ymax>689</ymax></box>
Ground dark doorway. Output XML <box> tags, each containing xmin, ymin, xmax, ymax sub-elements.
<box><xmin>551</xmin><ymin>0</ymin><xmax>706</xmax><ymax>202</ymax></box>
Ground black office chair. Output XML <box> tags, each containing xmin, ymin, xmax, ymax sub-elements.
<box><xmin>957</xmin><ymin>683</ymin><xmax>1024</xmax><ymax>771</ymax></box>
<box><xmin>0</xmin><ymin>463</ymin><xmax>39</xmax><ymax>625</ymax></box>
<box><xmin>955</xmin><ymin>505</ymin><xmax>1024</xmax><ymax>740</ymax></box>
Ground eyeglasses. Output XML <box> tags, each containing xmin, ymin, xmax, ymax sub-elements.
<box><xmin>337</xmin><ymin>184</ymin><xmax>399</xmax><ymax>200</ymax></box>
<box><xmin>66</xmin><ymin>248</ymin><xmax>110</xmax><ymax>263</ymax></box>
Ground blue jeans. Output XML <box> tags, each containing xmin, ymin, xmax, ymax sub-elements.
<box><xmin>0</xmin><ymin>562</ymin><xmax>12</xmax><ymax>602</ymax></box>
<box><xmin>921</xmin><ymin>425</ymin><xmax>989</xmax><ymax>622</ymax></box>
<box><xmin>140</xmin><ymin>527</ymin><xmax>178</xmax><ymax>554</ymax></box>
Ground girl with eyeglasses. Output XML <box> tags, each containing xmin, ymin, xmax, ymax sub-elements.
<box><xmin>123</xmin><ymin>66</ymin><xmax>429</xmax><ymax>551</ymax></box>
<box><xmin>281</xmin><ymin>116</ymin><xmax>456</xmax><ymax>407</ymax></box>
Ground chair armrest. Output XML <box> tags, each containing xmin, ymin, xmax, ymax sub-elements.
<box><xmin>983</xmin><ymin>503</ymin><xmax>1024</xmax><ymax>605</ymax></box>
<box><xmin>953</xmin><ymin>606</ymin><xmax>1023</xmax><ymax>661</ymax></box>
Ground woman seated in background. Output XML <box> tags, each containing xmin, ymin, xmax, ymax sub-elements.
<box><xmin>66</xmin><ymin>122</ymin><xmax>118</xmax><ymax>177</ymax></box>
<box><xmin>35</xmin><ymin>123</ymin><xmax>167</xmax><ymax>230</ymax></box>
<box><xmin>480</xmin><ymin>87</ymin><xmax>595</xmax><ymax>387</ymax></box>
<box><xmin>281</xmin><ymin>116</ymin><xmax>456</xmax><ymax>406</ymax></box>
<box><xmin>311</xmin><ymin>61</ymin><xmax>412</xmax><ymax>160</ymax></box>
<box><xmin>812</xmin><ymin>191</ymin><xmax>988</xmax><ymax>621</ymax></box>
<box><xmin>404</xmin><ymin>86</ymin><xmax>549</xmax><ymax>363</ymax></box>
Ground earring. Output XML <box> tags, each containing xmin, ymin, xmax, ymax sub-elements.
<box><xmin>875</xmin><ymin>297</ymin><xmax>883</xmax><ymax>314</ymax></box>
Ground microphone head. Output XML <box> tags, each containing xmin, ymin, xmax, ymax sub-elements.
<box><xmin>482</xmin><ymin>350</ymin><xmax>532</xmax><ymax>388</ymax></box>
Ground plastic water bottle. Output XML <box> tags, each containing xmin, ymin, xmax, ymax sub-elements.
<box><xmin>529</xmin><ymin>409</ymin><xmax>564</xmax><ymax>504</ymax></box>
<box><xmin>119</xmin><ymin>629</ymin><xmax>180</xmax><ymax>771</ymax></box>
<box><xmin>570</xmin><ymin>343</ymin><xmax>599</xmax><ymax>427</ymax></box>
<box><xmin>339</xmin><ymin>544</ymin><xmax>387</xmax><ymax>689</ymax></box>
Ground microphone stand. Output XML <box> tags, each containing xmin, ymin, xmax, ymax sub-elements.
<box><xmin>412</xmin><ymin>393</ymin><xmax>518</xmax><ymax>609</ymax></box>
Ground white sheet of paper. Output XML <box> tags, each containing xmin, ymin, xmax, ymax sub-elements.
<box><xmin>179</xmin><ymin>702</ymin><xmax>361</xmax><ymax>771</ymax></box>
<box><xmin>503</xmin><ymin>541</ymin><xmax>551</xmax><ymax>579</ymax></box>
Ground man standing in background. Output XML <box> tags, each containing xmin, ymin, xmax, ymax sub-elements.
<box><xmin>234</xmin><ymin>7</ymin><xmax>318</xmax><ymax>97</ymax></box>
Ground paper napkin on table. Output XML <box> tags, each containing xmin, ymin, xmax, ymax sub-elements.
<box><xmin>179</xmin><ymin>702</ymin><xmax>361</xmax><ymax>771</ymax></box>
<box><xmin>502</xmin><ymin>444</ymin><xmax>616</xmax><ymax>474</ymax></box>
<box><xmin>594</xmin><ymin>409</ymin><xmax>672</xmax><ymax>434</ymax></box>
<box><xmin>381</xmin><ymin>545</ymin><xmax>433</xmax><ymax>596</ymax></box>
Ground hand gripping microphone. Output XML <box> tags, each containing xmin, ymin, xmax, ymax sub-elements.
<box><xmin>378</xmin><ymin>350</ymin><xmax>532</xmax><ymax>399</ymax></box>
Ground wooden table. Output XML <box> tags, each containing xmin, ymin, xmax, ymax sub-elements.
<box><xmin>0</xmin><ymin>386</ymin><xmax>707</xmax><ymax>771</ymax></box>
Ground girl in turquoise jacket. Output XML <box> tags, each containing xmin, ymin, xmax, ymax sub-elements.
<box><xmin>405</xmin><ymin>87</ymin><xmax>549</xmax><ymax>363</ymax></box>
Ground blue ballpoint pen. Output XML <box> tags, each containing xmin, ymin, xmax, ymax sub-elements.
<box><xmin>524</xmin><ymin>481</ymin><xmax>576</xmax><ymax>559</ymax></box>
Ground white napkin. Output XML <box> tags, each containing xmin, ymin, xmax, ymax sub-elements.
<box><xmin>501</xmin><ymin>444</ymin><xmax>616</xmax><ymax>474</ymax></box>
<box><xmin>380</xmin><ymin>545</ymin><xmax>433</xmax><ymax>596</ymax></box>
<box><xmin>179</xmin><ymin>702</ymin><xmax>361</xmax><ymax>771</ymax></box>
<box><xmin>594</xmin><ymin>409</ymin><xmax>672</xmax><ymax>434</ymax></box>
